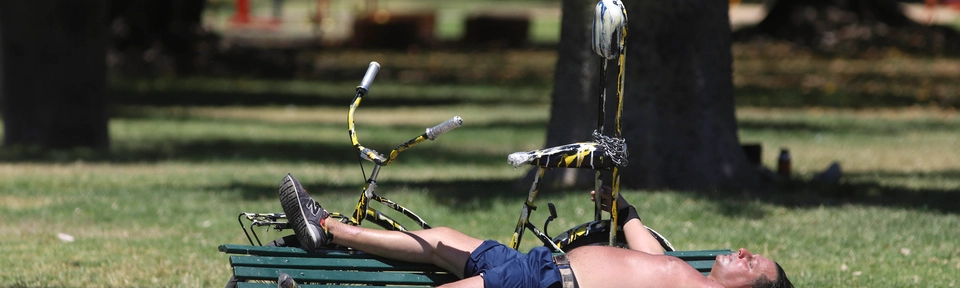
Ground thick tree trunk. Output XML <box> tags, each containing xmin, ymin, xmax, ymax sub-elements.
<box><xmin>539</xmin><ymin>0</ymin><xmax>757</xmax><ymax>191</ymax></box>
<box><xmin>535</xmin><ymin>0</ymin><xmax>603</xmax><ymax>189</ymax></box>
<box><xmin>621</xmin><ymin>0</ymin><xmax>755</xmax><ymax>191</ymax></box>
<box><xmin>0</xmin><ymin>1</ymin><xmax>110</xmax><ymax>149</ymax></box>
<box><xmin>0</xmin><ymin>28</ymin><xmax>4</xmax><ymax>111</ymax></box>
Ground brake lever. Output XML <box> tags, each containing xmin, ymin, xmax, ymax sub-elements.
<box><xmin>543</xmin><ymin>203</ymin><xmax>559</xmax><ymax>239</ymax></box>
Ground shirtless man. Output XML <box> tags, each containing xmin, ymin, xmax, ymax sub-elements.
<box><xmin>277</xmin><ymin>174</ymin><xmax>793</xmax><ymax>288</ymax></box>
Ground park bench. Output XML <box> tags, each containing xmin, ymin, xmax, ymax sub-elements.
<box><xmin>219</xmin><ymin>244</ymin><xmax>730</xmax><ymax>287</ymax></box>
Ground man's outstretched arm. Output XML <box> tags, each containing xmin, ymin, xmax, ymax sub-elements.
<box><xmin>591</xmin><ymin>188</ymin><xmax>665</xmax><ymax>255</ymax></box>
<box><xmin>621</xmin><ymin>215</ymin><xmax>665</xmax><ymax>255</ymax></box>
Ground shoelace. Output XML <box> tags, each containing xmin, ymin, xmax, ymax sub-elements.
<box><xmin>309</xmin><ymin>201</ymin><xmax>325</xmax><ymax>216</ymax></box>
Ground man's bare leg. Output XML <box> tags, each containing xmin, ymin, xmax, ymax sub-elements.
<box><xmin>278</xmin><ymin>174</ymin><xmax>483</xmax><ymax>279</ymax></box>
<box><xmin>325</xmin><ymin>220</ymin><xmax>484</xmax><ymax>279</ymax></box>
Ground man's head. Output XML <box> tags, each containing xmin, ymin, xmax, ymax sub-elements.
<box><xmin>751</xmin><ymin>262</ymin><xmax>793</xmax><ymax>288</ymax></box>
<box><xmin>707</xmin><ymin>248</ymin><xmax>794</xmax><ymax>288</ymax></box>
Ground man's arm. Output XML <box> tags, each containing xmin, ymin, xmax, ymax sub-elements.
<box><xmin>622</xmin><ymin>217</ymin><xmax>665</xmax><ymax>255</ymax></box>
<box><xmin>592</xmin><ymin>188</ymin><xmax>665</xmax><ymax>255</ymax></box>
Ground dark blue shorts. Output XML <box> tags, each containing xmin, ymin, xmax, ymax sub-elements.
<box><xmin>462</xmin><ymin>240</ymin><xmax>562</xmax><ymax>288</ymax></box>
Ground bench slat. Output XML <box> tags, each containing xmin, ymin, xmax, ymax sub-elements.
<box><xmin>229</xmin><ymin>255</ymin><xmax>447</xmax><ymax>272</ymax></box>
<box><xmin>228</xmin><ymin>252</ymin><xmax>723</xmax><ymax>273</ymax></box>
<box><xmin>237</xmin><ymin>282</ymin><xmax>428</xmax><ymax>288</ymax></box>
<box><xmin>686</xmin><ymin>260</ymin><xmax>717</xmax><ymax>272</ymax></box>
<box><xmin>220</xmin><ymin>244</ymin><xmax>368</xmax><ymax>258</ymax></box>
<box><xmin>234</xmin><ymin>266</ymin><xmax>459</xmax><ymax>285</ymax></box>
<box><xmin>665</xmin><ymin>249</ymin><xmax>730</xmax><ymax>260</ymax></box>
<box><xmin>221</xmin><ymin>244</ymin><xmax>730</xmax><ymax>260</ymax></box>
<box><xmin>237</xmin><ymin>283</ymin><xmax>403</xmax><ymax>288</ymax></box>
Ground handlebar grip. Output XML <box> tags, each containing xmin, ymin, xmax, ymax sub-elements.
<box><xmin>425</xmin><ymin>116</ymin><xmax>463</xmax><ymax>140</ymax></box>
<box><xmin>358</xmin><ymin>61</ymin><xmax>381</xmax><ymax>91</ymax></box>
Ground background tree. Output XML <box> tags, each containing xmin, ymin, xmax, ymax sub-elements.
<box><xmin>537</xmin><ymin>0</ymin><xmax>757</xmax><ymax>191</ymax></box>
<box><xmin>535</xmin><ymin>0</ymin><xmax>604</xmax><ymax>189</ymax></box>
<box><xmin>0</xmin><ymin>0</ymin><xmax>207</xmax><ymax>150</ymax></box>
<box><xmin>0</xmin><ymin>1</ymin><xmax>110</xmax><ymax>149</ymax></box>
<box><xmin>734</xmin><ymin>0</ymin><xmax>960</xmax><ymax>56</ymax></box>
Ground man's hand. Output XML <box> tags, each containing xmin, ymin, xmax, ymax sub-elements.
<box><xmin>590</xmin><ymin>186</ymin><xmax>630</xmax><ymax>212</ymax></box>
<box><xmin>592</xmin><ymin>186</ymin><xmax>641</xmax><ymax>228</ymax></box>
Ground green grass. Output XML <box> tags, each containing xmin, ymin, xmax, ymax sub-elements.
<box><xmin>2</xmin><ymin>101</ymin><xmax>959</xmax><ymax>287</ymax></box>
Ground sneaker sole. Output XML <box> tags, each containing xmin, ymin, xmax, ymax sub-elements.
<box><xmin>279</xmin><ymin>174</ymin><xmax>320</xmax><ymax>251</ymax></box>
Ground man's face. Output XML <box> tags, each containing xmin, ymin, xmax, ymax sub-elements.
<box><xmin>708</xmin><ymin>248</ymin><xmax>778</xmax><ymax>288</ymax></box>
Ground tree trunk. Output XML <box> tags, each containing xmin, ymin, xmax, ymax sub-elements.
<box><xmin>0</xmin><ymin>1</ymin><xmax>110</xmax><ymax>149</ymax></box>
<box><xmin>534</xmin><ymin>0</ymin><xmax>603</xmax><ymax>189</ymax></box>
<box><xmin>622</xmin><ymin>0</ymin><xmax>755</xmax><ymax>191</ymax></box>
<box><xmin>539</xmin><ymin>0</ymin><xmax>757</xmax><ymax>191</ymax></box>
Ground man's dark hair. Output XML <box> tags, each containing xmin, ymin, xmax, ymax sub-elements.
<box><xmin>752</xmin><ymin>262</ymin><xmax>794</xmax><ymax>288</ymax></box>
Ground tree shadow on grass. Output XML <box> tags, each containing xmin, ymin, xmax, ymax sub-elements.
<box><xmin>0</xmin><ymin>138</ymin><xmax>514</xmax><ymax>167</ymax></box>
<box><xmin>778</xmin><ymin>170</ymin><xmax>960</xmax><ymax>214</ymax></box>
<box><xmin>690</xmin><ymin>169</ymin><xmax>960</xmax><ymax>216</ymax></box>
<box><xmin>736</xmin><ymin>86</ymin><xmax>957</xmax><ymax>108</ymax></box>
<box><xmin>0</xmin><ymin>115</ymin><xmax>551</xmax><ymax>165</ymax></box>
<box><xmin>737</xmin><ymin>115</ymin><xmax>960</xmax><ymax>136</ymax></box>
<box><xmin>110</xmin><ymin>89</ymin><xmax>469</xmax><ymax>107</ymax></box>
<box><xmin>108</xmin><ymin>81</ymin><xmax>549</xmax><ymax>107</ymax></box>
<box><xmin>0</xmin><ymin>139</ymin><xmax>361</xmax><ymax>164</ymax></box>
<box><xmin>2</xmin><ymin>102</ymin><xmax>548</xmax><ymax>164</ymax></box>
<box><xmin>224</xmin><ymin>178</ymin><xmax>528</xmax><ymax>211</ymax></box>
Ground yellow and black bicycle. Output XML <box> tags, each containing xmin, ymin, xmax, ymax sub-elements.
<box><xmin>235</xmin><ymin>62</ymin><xmax>463</xmax><ymax>247</ymax></box>
<box><xmin>506</xmin><ymin>0</ymin><xmax>674</xmax><ymax>253</ymax></box>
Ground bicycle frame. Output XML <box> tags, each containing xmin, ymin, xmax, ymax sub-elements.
<box><xmin>508</xmin><ymin>0</ymin><xmax>628</xmax><ymax>251</ymax></box>
<box><xmin>594</xmin><ymin>0</ymin><xmax>628</xmax><ymax>247</ymax></box>
<box><xmin>237</xmin><ymin>62</ymin><xmax>463</xmax><ymax>245</ymax></box>
<box><xmin>343</xmin><ymin>62</ymin><xmax>463</xmax><ymax>230</ymax></box>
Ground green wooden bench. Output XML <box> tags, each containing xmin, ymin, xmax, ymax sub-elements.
<box><xmin>219</xmin><ymin>244</ymin><xmax>731</xmax><ymax>287</ymax></box>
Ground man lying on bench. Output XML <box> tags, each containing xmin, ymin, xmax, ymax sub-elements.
<box><xmin>276</xmin><ymin>174</ymin><xmax>793</xmax><ymax>288</ymax></box>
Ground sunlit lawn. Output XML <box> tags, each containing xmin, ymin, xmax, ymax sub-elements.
<box><xmin>2</xmin><ymin>97</ymin><xmax>959</xmax><ymax>287</ymax></box>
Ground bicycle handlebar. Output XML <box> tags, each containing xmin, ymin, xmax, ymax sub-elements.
<box><xmin>355</xmin><ymin>118</ymin><xmax>464</xmax><ymax>165</ymax></box>
<box><xmin>426</xmin><ymin>116</ymin><xmax>463</xmax><ymax>140</ymax></box>
<box><xmin>380</xmin><ymin>116</ymin><xmax>464</xmax><ymax>165</ymax></box>
<box><xmin>348</xmin><ymin>61</ymin><xmax>464</xmax><ymax>166</ymax></box>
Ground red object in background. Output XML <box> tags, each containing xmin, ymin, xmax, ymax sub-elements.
<box><xmin>231</xmin><ymin>0</ymin><xmax>251</xmax><ymax>23</ymax></box>
<box><xmin>229</xmin><ymin>0</ymin><xmax>283</xmax><ymax>28</ymax></box>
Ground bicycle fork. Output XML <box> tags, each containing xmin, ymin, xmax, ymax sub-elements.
<box><xmin>350</xmin><ymin>164</ymin><xmax>432</xmax><ymax>231</ymax></box>
<box><xmin>509</xmin><ymin>167</ymin><xmax>563</xmax><ymax>252</ymax></box>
